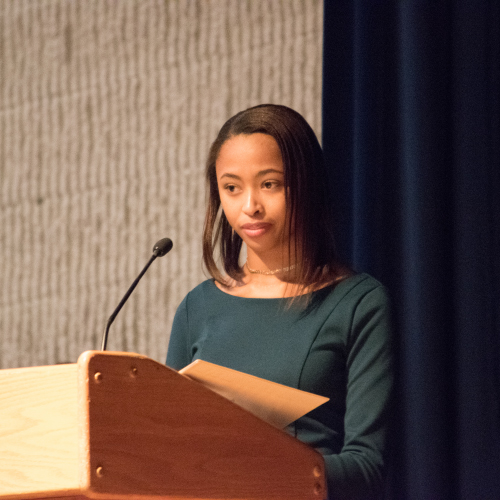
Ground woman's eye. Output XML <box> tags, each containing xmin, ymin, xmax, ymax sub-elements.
<box><xmin>263</xmin><ymin>180</ymin><xmax>278</xmax><ymax>189</ymax></box>
<box><xmin>225</xmin><ymin>184</ymin><xmax>237</xmax><ymax>193</ymax></box>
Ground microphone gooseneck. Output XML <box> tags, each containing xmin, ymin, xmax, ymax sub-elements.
<box><xmin>101</xmin><ymin>238</ymin><xmax>173</xmax><ymax>351</ymax></box>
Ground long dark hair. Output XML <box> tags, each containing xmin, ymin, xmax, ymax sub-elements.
<box><xmin>203</xmin><ymin>104</ymin><xmax>347</xmax><ymax>291</ymax></box>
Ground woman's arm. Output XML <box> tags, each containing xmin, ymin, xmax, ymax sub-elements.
<box><xmin>325</xmin><ymin>285</ymin><xmax>394</xmax><ymax>499</ymax></box>
<box><xmin>166</xmin><ymin>295</ymin><xmax>191</xmax><ymax>370</ymax></box>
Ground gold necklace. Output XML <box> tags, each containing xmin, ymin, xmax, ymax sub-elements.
<box><xmin>246</xmin><ymin>262</ymin><xmax>296</xmax><ymax>275</ymax></box>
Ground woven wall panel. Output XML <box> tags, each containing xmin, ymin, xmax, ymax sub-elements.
<box><xmin>0</xmin><ymin>0</ymin><xmax>323</xmax><ymax>368</ymax></box>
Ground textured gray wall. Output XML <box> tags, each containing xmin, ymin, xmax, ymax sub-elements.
<box><xmin>0</xmin><ymin>0</ymin><xmax>323</xmax><ymax>369</ymax></box>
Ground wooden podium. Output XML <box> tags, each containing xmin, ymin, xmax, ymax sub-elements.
<box><xmin>0</xmin><ymin>351</ymin><xmax>326</xmax><ymax>500</ymax></box>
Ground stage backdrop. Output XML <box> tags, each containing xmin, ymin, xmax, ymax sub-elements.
<box><xmin>0</xmin><ymin>0</ymin><xmax>323</xmax><ymax>368</ymax></box>
<box><xmin>323</xmin><ymin>1</ymin><xmax>500</xmax><ymax>499</ymax></box>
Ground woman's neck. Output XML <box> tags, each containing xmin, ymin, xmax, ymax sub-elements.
<box><xmin>245</xmin><ymin>247</ymin><xmax>297</xmax><ymax>275</ymax></box>
<box><xmin>216</xmin><ymin>257</ymin><xmax>304</xmax><ymax>298</ymax></box>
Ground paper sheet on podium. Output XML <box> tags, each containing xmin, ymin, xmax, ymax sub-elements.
<box><xmin>179</xmin><ymin>359</ymin><xmax>329</xmax><ymax>429</ymax></box>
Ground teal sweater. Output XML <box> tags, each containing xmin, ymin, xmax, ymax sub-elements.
<box><xmin>167</xmin><ymin>273</ymin><xmax>393</xmax><ymax>500</ymax></box>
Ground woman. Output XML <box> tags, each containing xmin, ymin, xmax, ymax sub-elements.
<box><xmin>167</xmin><ymin>104</ymin><xmax>393</xmax><ymax>499</ymax></box>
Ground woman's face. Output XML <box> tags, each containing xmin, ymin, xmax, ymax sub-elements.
<box><xmin>215</xmin><ymin>133</ymin><xmax>290</xmax><ymax>261</ymax></box>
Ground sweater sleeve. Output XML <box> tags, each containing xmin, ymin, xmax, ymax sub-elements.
<box><xmin>324</xmin><ymin>285</ymin><xmax>393</xmax><ymax>500</ymax></box>
<box><xmin>166</xmin><ymin>294</ymin><xmax>191</xmax><ymax>370</ymax></box>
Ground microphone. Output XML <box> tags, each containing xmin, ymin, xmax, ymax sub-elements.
<box><xmin>101</xmin><ymin>238</ymin><xmax>173</xmax><ymax>351</ymax></box>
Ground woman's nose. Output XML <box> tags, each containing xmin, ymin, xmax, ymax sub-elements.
<box><xmin>242</xmin><ymin>190</ymin><xmax>263</xmax><ymax>216</ymax></box>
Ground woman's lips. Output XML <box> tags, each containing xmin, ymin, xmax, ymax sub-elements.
<box><xmin>240</xmin><ymin>222</ymin><xmax>272</xmax><ymax>237</ymax></box>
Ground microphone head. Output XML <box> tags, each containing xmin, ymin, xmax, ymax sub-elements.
<box><xmin>153</xmin><ymin>238</ymin><xmax>173</xmax><ymax>257</ymax></box>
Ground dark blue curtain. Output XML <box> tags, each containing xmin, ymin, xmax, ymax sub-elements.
<box><xmin>322</xmin><ymin>1</ymin><xmax>500</xmax><ymax>499</ymax></box>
